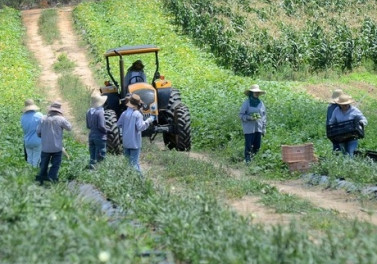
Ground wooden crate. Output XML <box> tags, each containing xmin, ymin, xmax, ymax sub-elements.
<box><xmin>281</xmin><ymin>143</ymin><xmax>315</xmax><ymax>163</ymax></box>
<box><xmin>287</xmin><ymin>160</ymin><xmax>311</xmax><ymax>173</ymax></box>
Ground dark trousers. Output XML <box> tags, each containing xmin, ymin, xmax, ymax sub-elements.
<box><xmin>89</xmin><ymin>138</ymin><xmax>106</xmax><ymax>165</ymax></box>
<box><xmin>244</xmin><ymin>132</ymin><xmax>262</xmax><ymax>162</ymax></box>
<box><xmin>38</xmin><ymin>151</ymin><xmax>62</xmax><ymax>183</ymax></box>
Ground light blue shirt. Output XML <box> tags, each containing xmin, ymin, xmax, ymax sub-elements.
<box><xmin>117</xmin><ymin>108</ymin><xmax>150</xmax><ymax>149</ymax></box>
<box><xmin>21</xmin><ymin>111</ymin><xmax>43</xmax><ymax>148</ymax></box>
<box><xmin>37</xmin><ymin>113</ymin><xmax>72</xmax><ymax>153</ymax></box>
<box><xmin>329</xmin><ymin>105</ymin><xmax>367</xmax><ymax>125</ymax></box>
<box><xmin>239</xmin><ymin>100</ymin><xmax>267</xmax><ymax>134</ymax></box>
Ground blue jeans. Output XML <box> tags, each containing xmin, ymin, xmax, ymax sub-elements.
<box><xmin>244</xmin><ymin>132</ymin><xmax>262</xmax><ymax>162</ymax></box>
<box><xmin>25</xmin><ymin>144</ymin><xmax>42</xmax><ymax>168</ymax></box>
<box><xmin>38</xmin><ymin>151</ymin><xmax>62</xmax><ymax>183</ymax></box>
<box><xmin>123</xmin><ymin>148</ymin><xmax>141</xmax><ymax>173</ymax></box>
<box><xmin>339</xmin><ymin>139</ymin><xmax>358</xmax><ymax>157</ymax></box>
<box><xmin>89</xmin><ymin>138</ymin><xmax>106</xmax><ymax>165</ymax></box>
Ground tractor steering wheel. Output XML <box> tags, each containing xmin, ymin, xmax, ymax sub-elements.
<box><xmin>128</xmin><ymin>75</ymin><xmax>145</xmax><ymax>85</ymax></box>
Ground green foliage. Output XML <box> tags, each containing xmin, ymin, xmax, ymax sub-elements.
<box><xmin>53</xmin><ymin>53</ymin><xmax>75</xmax><ymax>73</ymax></box>
<box><xmin>38</xmin><ymin>8</ymin><xmax>59</xmax><ymax>45</ymax></box>
<box><xmin>162</xmin><ymin>0</ymin><xmax>377</xmax><ymax>77</ymax></box>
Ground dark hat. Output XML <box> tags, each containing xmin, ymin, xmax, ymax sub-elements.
<box><xmin>48</xmin><ymin>101</ymin><xmax>63</xmax><ymax>114</ymax></box>
<box><xmin>126</xmin><ymin>94</ymin><xmax>143</xmax><ymax>109</ymax></box>
<box><xmin>132</xmin><ymin>60</ymin><xmax>144</xmax><ymax>70</ymax></box>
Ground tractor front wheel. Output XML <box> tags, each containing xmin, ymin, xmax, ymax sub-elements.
<box><xmin>163</xmin><ymin>104</ymin><xmax>191</xmax><ymax>151</ymax></box>
<box><xmin>104</xmin><ymin>109</ymin><xmax>122</xmax><ymax>155</ymax></box>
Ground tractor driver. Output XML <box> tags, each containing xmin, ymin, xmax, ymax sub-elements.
<box><xmin>124</xmin><ymin>60</ymin><xmax>146</xmax><ymax>87</ymax></box>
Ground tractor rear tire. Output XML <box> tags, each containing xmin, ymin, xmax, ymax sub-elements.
<box><xmin>105</xmin><ymin>109</ymin><xmax>122</xmax><ymax>155</ymax></box>
<box><xmin>163</xmin><ymin>104</ymin><xmax>191</xmax><ymax>151</ymax></box>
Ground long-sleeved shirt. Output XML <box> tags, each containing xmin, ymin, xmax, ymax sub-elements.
<box><xmin>37</xmin><ymin>113</ymin><xmax>72</xmax><ymax>153</ymax></box>
<box><xmin>239</xmin><ymin>99</ymin><xmax>267</xmax><ymax>134</ymax></box>
<box><xmin>21</xmin><ymin>110</ymin><xmax>43</xmax><ymax>148</ymax></box>
<box><xmin>117</xmin><ymin>107</ymin><xmax>150</xmax><ymax>149</ymax></box>
<box><xmin>124</xmin><ymin>70</ymin><xmax>146</xmax><ymax>86</ymax></box>
<box><xmin>326</xmin><ymin>103</ymin><xmax>338</xmax><ymax>125</ymax></box>
<box><xmin>329</xmin><ymin>105</ymin><xmax>367</xmax><ymax>126</ymax></box>
<box><xmin>86</xmin><ymin>107</ymin><xmax>107</xmax><ymax>140</ymax></box>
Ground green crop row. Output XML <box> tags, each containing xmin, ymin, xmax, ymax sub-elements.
<box><xmin>162</xmin><ymin>0</ymin><xmax>377</xmax><ymax>76</ymax></box>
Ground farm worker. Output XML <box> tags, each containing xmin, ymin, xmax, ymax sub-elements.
<box><xmin>86</xmin><ymin>92</ymin><xmax>108</xmax><ymax>169</ymax></box>
<box><xmin>117</xmin><ymin>94</ymin><xmax>154</xmax><ymax>176</ymax></box>
<box><xmin>124</xmin><ymin>60</ymin><xmax>146</xmax><ymax>87</ymax></box>
<box><xmin>21</xmin><ymin>99</ymin><xmax>43</xmax><ymax>168</ymax></box>
<box><xmin>36</xmin><ymin>102</ymin><xmax>72</xmax><ymax>184</ymax></box>
<box><xmin>329</xmin><ymin>94</ymin><xmax>367</xmax><ymax>157</ymax></box>
<box><xmin>326</xmin><ymin>89</ymin><xmax>343</xmax><ymax>152</ymax></box>
<box><xmin>239</xmin><ymin>84</ymin><xmax>267</xmax><ymax>164</ymax></box>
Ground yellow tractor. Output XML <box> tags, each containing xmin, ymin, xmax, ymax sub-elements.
<box><xmin>100</xmin><ymin>45</ymin><xmax>191</xmax><ymax>154</ymax></box>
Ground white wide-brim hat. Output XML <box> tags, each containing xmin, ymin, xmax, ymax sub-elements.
<box><xmin>91</xmin><ymin>93</ymin><xmax>108</xmax><ymax>108</ymax></box>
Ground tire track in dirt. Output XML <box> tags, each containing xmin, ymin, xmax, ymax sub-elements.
<box><xmin>186</xmin><ymin>152</ymin><xmax>298</xmax><ymax>225</ymax></box>
<box><xmin>22</xmin><ymin>7</ymin><xmax>97</xmax><ymax>143</ymax></box>
<box><xmin>186</xmin><ymin>152</ymin><xmax>377</xmax><ymax>225</ymax></box>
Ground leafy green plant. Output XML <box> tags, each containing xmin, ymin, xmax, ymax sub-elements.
<box><xmin>38</xmin><ymin>8</ymin><xmax>60</xmax><ymax>45</ymax></box>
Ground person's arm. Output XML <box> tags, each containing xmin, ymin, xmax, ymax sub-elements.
<box><xmin>135</xmin><ymin>112</ymin><xmax>152</xmax><ymax>132</ymax></box>
<box><xmin>61</xmin><ymin>117</ymin><xmax>72</xmax><ymax>131</ymax></box>
<box><xmin>97</xmin><ymin>110</ymin><xmax>107</xmax><ymax>133</ymax></box>
<box><xmin>328</xmin><ymin>108</ymin><xmax>337</xmax><ymax>125</ymax></box>
<box><xmin>239</xmin><ymin>101</ymin><xmax>250</xmax><ymax>122</ymax></box>
<box><xmin>355</xmin><ymin>108</ymin><xmax>368</xmax><ymax>126</ymax></box>
<box><xmin>261</xmin><ymin>103</ymin><xmax>267</xmax><ymax>135</ymax></box>
<box><xmin>86</xmin><ymin>110</ymin><xmax>91</xmax><ymax>129</ymax></box>
<box><xmin>117</xmin><ymin>112</ymin><xmax>125</xmax><ymax>128</ymax></box>
<box><xmin>36</xmin><ymin>117</ymin><xmax>44</xmax><ymax>137</ymax></box>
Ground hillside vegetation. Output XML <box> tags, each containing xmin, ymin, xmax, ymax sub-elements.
<box><xmin>2</xmin><ymin>1</ymin><xmax>377</xmax><ymax>263</ymax></box>
<box><xmin>163</xmin><ymin>0</ymin><xmax>377</xmax><ymax>78</ymax></box>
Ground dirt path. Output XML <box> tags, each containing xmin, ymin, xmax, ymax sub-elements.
<box><xmin>22</xmin><ymin>7</ymin><xmax>97</xmax><ymax>143</ymax></box>
<box><xmin>22</xmin><ymin>6</ymin><xmax>377</xmax><ymax>226</ymax></box>
<box><xmin>187</xmin><ymin>152</ymin><xmax>377</xmax><ymax>225</ymax></box>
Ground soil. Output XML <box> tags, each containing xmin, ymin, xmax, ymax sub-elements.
<box><xmin>21</xmin><ymin>7</ymin><xmax>377</xmax><ymax>226</ymax></box>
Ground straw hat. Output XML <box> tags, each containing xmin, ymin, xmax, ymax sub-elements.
<box><xmin>126</xmin><ymin>94</ymin><xmax>143</xmax><ymax>109</ymax></box>
<box><xmin>48</xmin><ymin>101</ymin><xmax>63</xmax><ymax>114</ymax></box>
<box><xmin>335</xmin><ymin>94</ymin><xmax>355</xmax><ymax>105</ymax></box>
<box><xmin>244</xmin><ymin>84</ymin><xmax>265</xmax><ymax>95</ymax></box>
<box><xmin>329</xmin><ymin>89</ymin><xmax>343</xmax><ymax>103</ymax></box>
<box><xmin>23</xmin><ymin>99</ymin><xmax>40</xmax><ymax>112</ymax></box>
<box><xmin>91</xmin><ymin>93</ymin><xmax>108</xmax><ymax>108</ymax></box>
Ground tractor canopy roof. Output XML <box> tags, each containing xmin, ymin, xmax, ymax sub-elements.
<box><xmin>104</xmin><ymin>45</ymin><xmax>160</xmax><ymax>57</ymax></box>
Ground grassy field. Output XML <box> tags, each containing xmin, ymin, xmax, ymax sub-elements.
<box><xmin>2</xmin><ymin>1</ymin><xmax>377</xmax><ymax>263</ymax></box>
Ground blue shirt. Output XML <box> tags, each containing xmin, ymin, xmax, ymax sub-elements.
<box><xmin>37</xmin><ymin>113</ymin><xmax>72</xmax><ymax>153</ymax></box>
<box><xmin>86</xmin><ymin>107</ymin><xmax>107</xmax><ymax>140</ymax></box>
<box><xmin>21</xmin><ymin>110</ymin><xmax>43</xmax><ymax>148</ymax></box>
<box><xmin>239</xmin><ymin>99</ymin><xmax>267</xmax><ymax>134</ymax></box>
<box><xmin>124</xmin><ymin>71</ymin><xmax>146</xmax><ymax>86</ymax></box>
<box><xmin>329</xmin><ymin>105</ymin><xmax>367</xmax><ymax>125</ymax></box>
<box><xmin>117</xmin><ymin>108</ymin><xmax>150</xmax><ymax>149</ymax></box>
